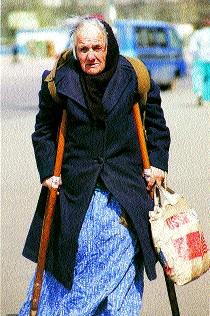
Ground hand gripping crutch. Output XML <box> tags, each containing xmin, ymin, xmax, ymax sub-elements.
<box><xmin>30</xmin><ymin>110</ymin><xmax>67</xmax><ymax>316</ymax></box>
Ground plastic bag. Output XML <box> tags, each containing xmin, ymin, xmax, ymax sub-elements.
<box><xmin>149</xmin><ymin>186</ymin><xmax>209</xmax><ymax>285</ymax></box>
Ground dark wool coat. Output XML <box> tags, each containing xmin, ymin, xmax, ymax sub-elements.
<box><xmin>22</xmin><ymin>55</ymin><xmax>170</xmax><ymax>289</ymax></box>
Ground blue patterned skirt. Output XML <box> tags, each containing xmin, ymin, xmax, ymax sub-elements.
<box><xmin>19</xmin><ymin>187</ymin><xmax>144</xmax><ymax>316</ymax></box>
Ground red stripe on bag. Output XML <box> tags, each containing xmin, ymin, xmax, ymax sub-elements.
<box><xmin>173</xmin><ymin>232</ymin><xmax>208</xmax><ymax>260</ymax></box>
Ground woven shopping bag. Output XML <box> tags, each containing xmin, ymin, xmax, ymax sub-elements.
<box><xmin>149</xmin><ymin>185</ymin><xmax>210</xmax><ymax>285</ymax></box>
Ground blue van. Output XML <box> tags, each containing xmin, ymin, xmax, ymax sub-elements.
<box><xmin>114</xmin><ymin>19</ymin><xmax>187</xmax><ymax>88</ymax></box>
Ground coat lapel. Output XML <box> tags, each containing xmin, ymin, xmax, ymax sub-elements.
<box><xmin>102</xmin><ymin>58</ymin><xmax>133</xmax><ymax>114</ymax></box>
<box><xmin>55</xmin><ymin>62</ymin><xmax>87</xmax><ymax>108</ymax></box>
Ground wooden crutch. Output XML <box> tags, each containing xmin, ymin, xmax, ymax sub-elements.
<box><xmin>30</xmin><ymin>110</ymin><xmax>67</xmax><ymax>316</ymax></box>
<box><xmin>29</xmin><ymin>102</ymin><xmax>179</xmax><ymax>315</ymax></box>
<box><xmin>132</xmin><ymin>102</ymin><xmax>180</xmax><ymax>316</ymax></box>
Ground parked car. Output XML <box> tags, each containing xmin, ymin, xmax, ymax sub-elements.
<box><xmin>114</xmin><ymin>19</ymin><xmax>187</xmax><ymax>89</ymax></box>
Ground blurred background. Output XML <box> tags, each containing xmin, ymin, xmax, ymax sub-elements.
<box><xmin>1</xmin><ymin>0</ymin><xmax>210</xmax><ymax>90</ymax></box>
<box><xmin>1</xmin><ymin>0</ymin><xmax>210</xmax><ymax>315</ymax></box>
<box><xmin>1</xmin><ymin>0</ymin><xmax>210</xmax><ymax>58</ymax></box>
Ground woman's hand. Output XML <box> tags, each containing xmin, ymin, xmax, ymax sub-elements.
<box><xmin>42</xmin><ymin>176</ymin><xmax>62</xmax><ymax>191</ymax></box>
<box><xmin>143</xmin><ymin>166</ymin><xmax>165</xmax><ymax>191</ymax></box>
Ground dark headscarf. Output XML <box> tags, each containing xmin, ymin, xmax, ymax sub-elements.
<box><xmin>79</xmin><ymin>19</ymin><xmax>120</xmax><ymax>121</ymax></box>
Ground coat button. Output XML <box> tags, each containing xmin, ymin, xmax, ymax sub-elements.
<box><xmin>97</xmin><ymin>157</ymin><xmax>104</xmax><ymax>164</ymax></box>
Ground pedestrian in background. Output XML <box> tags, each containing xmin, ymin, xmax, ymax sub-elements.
<box><xmin>19</xmin><ymin>17</ymin><xmax>170</xmax><ymax>315</ymax></box>
<box><xmin>189</xmin><ymin>17</ymin><xmax>210</xmax><ymax>105</ymax></box>
<box><xmin>11</xmin><ymin>43</ymin><xmax>19</xmax><ymax>63</ymax></box>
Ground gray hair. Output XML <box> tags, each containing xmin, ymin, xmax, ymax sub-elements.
<box><xmin>71</xmin><ymin>18</ymin><xmax>108</xmax><ymax>59</ymax></box>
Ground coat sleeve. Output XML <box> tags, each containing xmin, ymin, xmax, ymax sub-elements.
<box><xmin>32</xmin><ymin>73</ymin><xmax>63</xmax><ymax>183</ymax></box>
<box><xmin>144</xmin><ymin>79</ymin><xmax>170</xmax><ymax>172</ymax></box>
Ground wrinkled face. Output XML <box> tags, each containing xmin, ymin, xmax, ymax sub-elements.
<box><xmin>75</xmin><ymin>25</ymin><xmax>107</xmax><ymax>75</ymax></box>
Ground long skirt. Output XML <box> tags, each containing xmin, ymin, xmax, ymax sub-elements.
<box><xmin>19</xmin><ymin>187</ymin><xmax>144</xmax><ymax>316</ymax></box>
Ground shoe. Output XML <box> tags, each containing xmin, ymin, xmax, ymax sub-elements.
<box><xmin>197</xmin><ymin>96</ymin><xmax>203</xmax><ymax>106</ymax></box>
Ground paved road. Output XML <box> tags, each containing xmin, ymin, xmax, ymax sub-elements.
<box><xmin>1</xmin><ymin>57</ymin><xmax>209</xmax><ymax>315</ymax></box>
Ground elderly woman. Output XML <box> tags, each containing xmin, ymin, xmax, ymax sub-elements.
<box><xmin>19</xmin><ymin>18</ymin><xmax>170</xmax><ymax>315</ymax></box>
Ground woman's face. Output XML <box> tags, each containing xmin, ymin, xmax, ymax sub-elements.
<box><xmin>75</xmin><ymin>25</ymin><xmax>107</xmax><ymax>75</ymax></box>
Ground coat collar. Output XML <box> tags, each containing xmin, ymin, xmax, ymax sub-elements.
<box><xmin>55</xmin><ymin>56</ymin><xmax>134</xmax><ymax>113</ymax></box>
<box><xmin>55</xmin><ymin>61</ymin><xmax>86</xmax><ymax>107</ymax></box>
